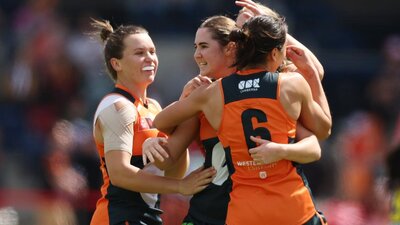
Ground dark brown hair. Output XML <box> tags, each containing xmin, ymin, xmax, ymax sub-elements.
<box><xmin>90</xmin><ymin>19</ymin><xmax>148</xmax><ymax>82</ymax></box>
<box><xmin>199</xmin><ymin>15</ymin><xmax>237</xmax><ymax>48</ymax></box>
<box><xmin>230</xmin><ymin>15</ymin><xmax>287</xmax><ymax>70</ymax></box>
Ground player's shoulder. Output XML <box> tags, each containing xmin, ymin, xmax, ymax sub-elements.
<box><xmin>95</xmin><ymin>94</ymin><xmax>136</xmax><ymax>120</ymax></box>
<box><xmin>279</xmin><ymin>72</ymin><xmax>307</xmax><ymax>86</ymax></box>
<box><xmin>279</xmin><ymin>71</ymin><xmax>303</xmax><ymax>80</ymax></box>
<box><xmin>279</xmin><ymin>72</ymin><xmax>309</xmax><ymax>96</ymax></box>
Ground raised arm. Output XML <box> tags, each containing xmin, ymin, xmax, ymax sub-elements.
<box><xmin>285</xmin><ymin>35</ymin><xmax>324</xmax><ymax>80</ymax></box>
<box><xmin>286</xmin><ymin>46</ymin><xmax>331</xmax><ymax>139</ymax></box>
<box><xmin>280</xmin><ymin>73</ymin><xmax>331</xmax><ymax>140</ymax></box>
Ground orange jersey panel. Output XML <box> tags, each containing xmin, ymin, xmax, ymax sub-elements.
<box><xmin>217</xmin><ymin>72</ymin><xmax>316</xmax><ymax>225</ymax></box>
<box><xmin>91</xmin><ymin>86</ymin><xmax>165</xmax><ymax>225</ymax></box>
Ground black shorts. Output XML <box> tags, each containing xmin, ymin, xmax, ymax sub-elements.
<box><xmin>303</xmin><ymin>211</ymin><xmax>328</xmax><ymax>225</ymax></box>
<box><xmin>182</xmin><ymin>211</ymin><xmax>327</xmax><ymax>225</ymax></box>
<box><xmin>115</xmin><ymin>208</ymin><xmax>163</xmax><ymax>225</ymax></box>
<box><xmin>182</xmin><ymin>213</ymin><xmax>224</xmax><ymax>225</ymax></box>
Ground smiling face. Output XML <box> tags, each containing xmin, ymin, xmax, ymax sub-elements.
<box><xmin>115</xmin><ymin>33</ymin><xmax>158</xmax><ymax>87</ymax></box>
<box><xmin>194</xmin><ymin>28</ymin><xmax>234</xmax><ymax>79</ymax></box>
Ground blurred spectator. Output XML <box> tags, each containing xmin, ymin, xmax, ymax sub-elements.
<box><xmin>387</xmin><ymin>144</ymin><xmax>400</xmax><ymax>224</ymax></box>
<box><xmin>43</xmin><ymin>118</ymin><xmax>101</xmax><ymax>224</ymax></box>
<box><xmin>0</xmin><ymin>0</ymin><xmax>398</xmax><ymax>224</ymax></box>
<box><xmin>320</xmin><ymin>34</ymin><xmax>400</xmax><ymax>225</ymax></box>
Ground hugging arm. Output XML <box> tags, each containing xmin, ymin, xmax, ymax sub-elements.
<box><xmin>249</xmin><ymin>124</ymin><xmax>321</xmax><ymax>164</ymax></box>
<box><xmin>154</xmin><ymin>84</ymin><xmax>209</xmax><ymax>134</ymax></box>
<box><xmin>143</xmin><ymin>117</ymin><xmax>200</xmax><ymax>178</ymax></box>
<box><xmin>97</xmin><ymin>101</ymin><xmax>216</xmax><ymax>195</ymax></box>
<box><xmin>297</xmin><ymin>75</ymin><xmax>331</xmax><ymax>140</ymax></box>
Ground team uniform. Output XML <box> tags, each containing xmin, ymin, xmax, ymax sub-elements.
<box><xmin>182</xmin><ymin>113</ymin><xmax>232</xmax><ymax>225</ymax></box>
<box><xmin>217</xmin><ymin>70</ymin><xmax>327</xmax><ymax>225</ymax></box>
<box><xmin>91</xmin><ymin>85</ymin><xmax>165</xmax><ymax>225</ymax></box>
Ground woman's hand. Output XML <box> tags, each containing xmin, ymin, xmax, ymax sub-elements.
<box><xmin>177</xmin><ymin>166</ymin><xmax>216</xmax><ymax>195</ymax></box>
<box><xmin>180</xmin><ymin>75</ymin><xmax>212</xmax><ymax>100</ymax></box>
<box><xmin>248</xmin><ymin>136</ymin><xmax>284</xmax><ymax>165</ymax></box>
<box><xmin>236</xmin><ymin>0</ymin><xmax>265</xmax><ymax>17</ymax></box>
<box><xmin>286</xmin><ymin>45</ymin><xmax>322</xmax><ymax>80</ymax></box>
<box><xmin>142</xmin><ymin>137</ymin><xmax>169</xmax><ymax>165</ymax></box>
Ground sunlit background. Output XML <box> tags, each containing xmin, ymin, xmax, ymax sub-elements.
<box><xmin>0</xmin><ymin>0</ymin><xmax>399</xmax><ymax>224</ymax></box>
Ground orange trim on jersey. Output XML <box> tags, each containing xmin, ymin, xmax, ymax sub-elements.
<box><xmin>115</xmin><ymin>84</ymin><xmax>148</xmax><ymax>107</ymax></box>
<box><xmin>217</xmin><ymin>71</ymin><xmax>314</xmax><ymax>224</ymax></box>
<box><xmin>237</xmin><ymin>68</ymin><xmax>268</xmax><ymax>75</ymax></box>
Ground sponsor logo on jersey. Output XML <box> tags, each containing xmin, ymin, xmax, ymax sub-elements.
<box><xmin>236</xmin><ymin>161</ymin><xmax>278</xmax><ymax>169</ymax></box>
<box><xmin>238</xmin><ymin>78</ymin><xmax>260</xmax><ymax>93</ymax></box>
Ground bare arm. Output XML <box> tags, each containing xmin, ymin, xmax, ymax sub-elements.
<box><xmin>280</xmin><ymin>73</ymin><xmax>331</xmax><ymax>140</ymax></box>
<box><xmin>154</xmin><ymin>83</ymin><xmax>211</xmax><ymax>133</ymax></box>
<box><xmin>297</xmin><ymin>75</ymin><xmax>331</xmax><ymax>140</ymax></box>
<box><xmin>249</xmin><ymin>123</ymin><xmax>321</xmax><ymax>164</ymax></box>
<box><xmin>236</xmin><ymin>0</ymin><xmax>323</xmax><ymax>79</ymax></box>
<box><xmin>143</xmin><ymin>76</ymin><xmax>212</xmax><ymax>176</ymax></box>
<box><xmin>236</xmin><ymin>0</ymin><xmax>331</xmax><ymax>138</ymax></box>
<box><xmin>105</xmin><ymin>150</ymin><xmax>215</xmax><ymax>195</ymax></box>
<box><xmin>282</xmin><ymin>43</ymin><xmax>332</xmax><ymax>140</ymax></box>
<box><xmin>159</xmin><ymin>75</ymin><xmax>212</xmax><ymax>135</ymax></box>
<box><xmin>96</xmin><ymin>99</ymin><xmax>215</xmax><ymax>195</ymax></box>
<box><xmin>286</xmin><ymin>35</ymin><xmax>324</xmax><ymax>80</ymax></box>
<box><xmin>143</xmin><ymin>117</ymin><xmax>200</xmax><ymax>178</ymax></box>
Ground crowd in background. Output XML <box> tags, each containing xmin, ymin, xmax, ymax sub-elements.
<box><xmin>0</xmin><ymin>0</ymin><xmax>399</xmax><ymax>224</ymax></box>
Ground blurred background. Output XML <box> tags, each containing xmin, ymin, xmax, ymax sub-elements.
<box><xmin>0</xmin><ymin>0</ymin><xmax>399</xmax><ymax>224</ymax></box>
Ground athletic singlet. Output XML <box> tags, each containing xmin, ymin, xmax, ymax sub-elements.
<box><xmin>186</xmin><ymin>113</ymin><xmax>232</xmax><ymax>225</ymax></box>
<box><xmin>91</xmin><ymin>85</ymin><xmax>165</xmax><ymax>225</ymax></box>
<box><xmin>217</xmin><ymin>71</ymin><xmax>317</xmax><ymax>225</ymax></box>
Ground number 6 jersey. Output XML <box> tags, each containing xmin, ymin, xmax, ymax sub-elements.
<box><xmin>217</xmin><ymin>70</ymin><xmax>318</xmax><ymax>225</ymax></box>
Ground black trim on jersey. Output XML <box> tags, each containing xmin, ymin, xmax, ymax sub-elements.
<box><xmin>113</xmin><ymin>87</ymin><xmax>136</xmax><ymax>104</ymax></box>
<box><xmin>105</xmin><ymin>88</ymin><xmax>161</xmax><ymax>224</ymax></box>
<box><xmin>221</xmin><ymin>72</ymin><xmax>279</xmax><ymax>104</ymax></box>
<box><xmin>188</xmin><ymin>141</ymin><xmax>232</xmax><ymax>224</ymax></box>
<box><xmin>288</xmin><ymin>137</ymin><xmax>296</xmax><ymax>144</ymax></box>
<box><xmin>202</xmin><ymin>137</ymin><xmax>220</xmax><ymax>168</ymax></box>
<box><xmin>223</xmin><ymin>147</ymin><xmax>235</xmax><ymax>175</ymax></box>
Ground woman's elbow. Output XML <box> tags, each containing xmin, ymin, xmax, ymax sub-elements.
<box><xmin>153</xmin><ymin>117</ymin><xmax>162</xmax><ymax>131</ymax></box>
<box><xmin>316</xmin><ymin>125</ymin><xmax>331</xmax><ymax>141</ymax></box>
<box><xmin>153</xmin><ymin>118</ymin><xmax>174</xmax><ymax>135</ymax></box>
<box><xmin>108</xmin><ymin>167</ymin><xmax>131</xmax><ymax>188</ymax></box>
<box><xmin>108</xmin><ymin>173</ymin><xmax>124</xmax><ymax>188</ymax></box>
<box><xmin>314</xmin><ymin>148</ymin><xmax>322</xmax><ymax>161</ymax></box>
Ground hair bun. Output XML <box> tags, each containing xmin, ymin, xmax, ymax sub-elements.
<box><xmin>100</xmin><ymin>29</ymin><xmax>112</xmax><ymax>41</ymax></box>
<box><xmin>229</xmin><ymin>28</ymin><xmax>247</xmax><ymax>43</ymax></box>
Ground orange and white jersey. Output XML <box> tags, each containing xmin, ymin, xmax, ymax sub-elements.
<box><xmin>91</xmin><ymin>85</ymin><xmax>165</xmax><ymax>225</ymax></box>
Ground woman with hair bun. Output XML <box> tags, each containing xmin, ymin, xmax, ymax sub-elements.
<box><xmin>89</xmin><ymin>19</ymin><xmax>216</xmax><ymax>225</ymax></box>
<box><xmin>154</xmin><ymin>15</ymin><xmax>331</xmax><ymax>224</ymax></box>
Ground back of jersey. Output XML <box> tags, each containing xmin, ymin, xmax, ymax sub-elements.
<box><xmin>217</xmin><ymin>71</ymin><xmax>316</xmax><ymax>225</ymax></box>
